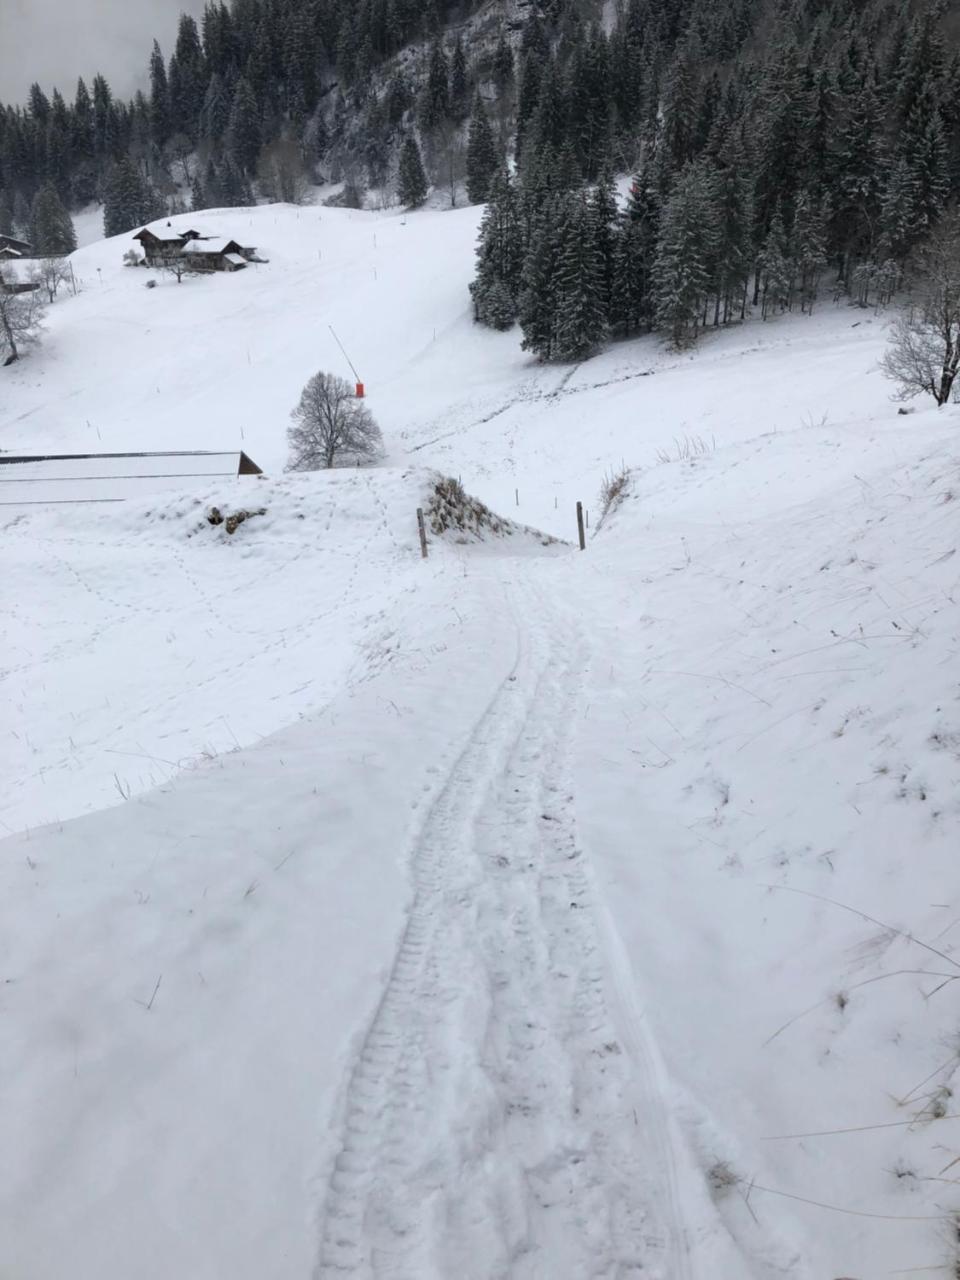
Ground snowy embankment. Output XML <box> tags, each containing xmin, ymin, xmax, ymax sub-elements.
<box><xmin>1</xmin><ymin>202</ymin><xmax>959</xmax><ymax>1278</ymax></box>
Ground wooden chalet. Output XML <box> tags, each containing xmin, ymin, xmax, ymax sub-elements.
<box><xmin>133</xmin><ymin>225</ymin><xmax>203</xmax><ymax>264</ymax></box>
<box><xmin>180</xmin><ymin>237</ymin><xmax>250</xmax><ymax>272</ymax></box>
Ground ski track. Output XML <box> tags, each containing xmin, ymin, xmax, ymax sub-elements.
<box><xmin>314</xmin><ymin>573</ymin><xmax>689</xmax><ymax>1280</ymax></box>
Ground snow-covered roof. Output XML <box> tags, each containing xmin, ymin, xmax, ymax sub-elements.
<box><xmin>0</xmin><ymin>246</ymin><xmax>22</xmax><ymax>258</ymax></box>
<box><xmin>182</xmin><ymin>238</ymin><xmax>240</xmax><ymax>255</ymax></box>
<box><xmin>0</xmin><ymin>450</ymin><xmax>262</xmax><ymax>505</ymax></box>
<box><xmin>225</xmin><ymin>253</ymin><xmax>247</xmax><ymax>268</ymax></box>
<box><xmin>135</xmin><ymin>228</ymin><xmax>192</xmax><ymax>243</ymax></box>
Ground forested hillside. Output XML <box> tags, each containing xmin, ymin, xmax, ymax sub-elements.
<box><xmin>2</xmin><ymin>0</ymin><xmax>960</xmax><ymax>356</ymax></box>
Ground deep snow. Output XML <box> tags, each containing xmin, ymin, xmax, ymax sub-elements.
<box><xmin>2</xmin><ymin>201</ymin><xmax>959</xmax><ymax>1279</ymax></box>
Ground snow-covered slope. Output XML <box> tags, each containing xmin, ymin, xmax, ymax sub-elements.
<box><xmin>2</xmin><ymin>203</ymin><xmax>959</xmax><ymax>1279</ymax></box>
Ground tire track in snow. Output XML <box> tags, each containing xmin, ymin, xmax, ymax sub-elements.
<box><xmin>314</xmin><ymin>575</ymin><xmax>691</xmax><ymax>1279</ymax></box>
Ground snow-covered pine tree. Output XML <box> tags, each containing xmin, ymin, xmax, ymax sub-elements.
<box><xmin>29</xmin><ymin>184</ymin><xmax>76</xmax><ymax>255</ymax></box>
<box><xmin>611</xmin><ymin>165</ymin><xmax>660</xmax><ymax>336</ymax></box>
<box><xmin>791</xmin><ymin>190</ymin><xmax>828</xmax><ymax>313</ymax></box>
<box><xmin>219</xmin><ymin>156</ymin><xmax>253</xmax><ymax>207</ymax></box>
<box><xmin>199</xmin><ymin>73</ymin><xmax>230</xmax><ymax>148</ymax></box>
<box><xmin>519</xmin><ymin>193</ymin><xmax>565</xmax><ymax>359</ymax></box>
<box><xmin>879</xmin><ymin>157</ymin><xmax>917</xmax><ymax>262</ymax></box>
<box><xmin>450</xmin><ymin>35</ymin><xmax>468</xmax><ymax>121</ymax></box>
<box><xmin>470</xmin><ymin>167</ymin><xmax>523</xmax><ymax>328</ymax></box>
<box><xmin>0</xmin><ymin>190</ymin><xmax>14</xmax><ymax>237</ymax></box>
<box><xmin>190</xmin><ymin>170</ymin><xmax>205</xmax><ymax>213</ymax></box>
<box><xmin>148</xmin><ymin>40</ymin><xmax>169</xmax><ymax>147</ymax></box>
<box><xmin>225</xmin><ymin>77</ymin><xmax>261</xmax><ymax>176</ymax></box>
<box><xmin>711</xmin><ymin>140</ymin><xmax>754</xmax><ymax>323</ymax></box>
<box><xmin>102</xmin><ymin>159</ymin><xmax>162</xmax><ymax>238</ymax></box>
<box><xmin>398</xmin><ymin>134</ymin><xmax>428</xmax><ymax>207</ymax></box>
<box><xmin>902</xmin><ymin>82</ymin><xmax>949</xmax><ymax>240</ymax></box>
<box><xmin>588</xmin><ymin>168</ymin><xmax>618</xmax><ymax>324</ymax></box>
<box><xmin>554</xmin><ymin>194</ymin><xmax>607</xmax><ymax>360</ymax></box>
<box><xmin>421</xmin><ymin>38</ymin><xmax>450</xmax><ymax>130</ymax></box>
<box><xmin>755</xmin><ymin>209</ymin><xmax>792</xmax><ymax>318</ymax></box>
<box><xmin>653</xmin><ymin>159</ymin><xmax>719</xmax><ymax>347</ymax></box>
<box><xmin>465</xmin><ymin>95</ymin><xmax>498</xmax><ymax>205</ymax></box>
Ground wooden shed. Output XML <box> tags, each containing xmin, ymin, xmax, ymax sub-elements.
<box><xmin>0</xmin><ymin>234</ymin><xmax>32</xmax><ymax>257</ymax></box>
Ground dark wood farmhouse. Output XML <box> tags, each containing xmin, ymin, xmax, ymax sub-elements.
<box><xmin>181</xmin><ymin>237</ymin><xmax>250</xmax><ymax>272</ymax></box>
<box><xmin>133</xmin><ymin>226</ymin><xmax>203</xmax><ymax>265</ymax></box>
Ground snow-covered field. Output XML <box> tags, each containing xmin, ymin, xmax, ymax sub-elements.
<box><xmin>2</xmin><ymin>202</ymin><xmax>959</xmax><ymax>1279</ymax></box>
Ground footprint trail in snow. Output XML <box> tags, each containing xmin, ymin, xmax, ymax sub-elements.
<box><xmin>315</xmin><ymin>578</ymin><xmax>689</xmax><ymax>1280</ymax></box>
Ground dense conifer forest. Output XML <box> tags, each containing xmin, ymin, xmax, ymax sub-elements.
<box><xmin>3</xmin><ymin>0</ymin><xmax>959</xmax><ymax>354</ymax></box>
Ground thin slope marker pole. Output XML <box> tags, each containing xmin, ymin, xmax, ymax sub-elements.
<box><xmin>576</xmin><ymin>502</ymin><xmax>586</xmax><ymax>550</ymax></box>
<box><xmin>329</xmin><ymin>325</ymin><xmax>361</xmax><ymax>382</ymax></box>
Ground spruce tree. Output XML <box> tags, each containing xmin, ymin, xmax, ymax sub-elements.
<box><xmin>879</xmin><ymin>158</ymin><xmax>918</xmax><ymax>261</ymax></box>
<box><xmin>465</xmin><ymin>95</ymin><xmax>498</xmax><ymax>205</ymax></box>
<box><xmin>0</xmin><ymin>189</ymin><xmax>14</xmax><ymax>237</ymax></box>
<box><xmin>653</xmin><ymin>160</ymin><xmax>719</xmax><ymax>347</ymax></box>
<box><xmin>450</xmin><ymin>36</ymin><xmax>468</xmax><ymax>121</ymax></box>
<box><xmin>72</xmin><ymin>77</ymin><xmax>95</xmax><ymax>162</ymax></box>
<box><xmin>172</xmin><ymin>13</ymin><xmax>206</xmax><ymax>136</ymax></box>
<box><xmin>200</xmin><ymin>73</ymin><xmax>230</xmax><ymax>147</ymax></box>
<box><xmin>398</xmin><ymin>134</ymin><xmax>428</xmax><ymax>207</ymax></box>
<box><xmin>589</xmin><ymin>168</ymin><xmax>618</xmax><ymax>323</ymax></box>
<box><xmin>711</xmin><ymin>143</ymin><xmax>754</xmax><ymax>323</ymax></box>
<box><xmin>422</xmin><ymin>39</ymin><xmax>449</xmax><ymax>130</ymax></box>
<box><xmin>554</xmin><ymin>196</ymin><xmax>607</xmax><ymax>361</ymax></box>
<box><xmin>191</xmin><ymin>170</ymin><xmax>206</xmax><ymax>212</ymax></box>
<box><xmin>611</xmin><ymin>166</ymin><xmax>660</xmax><ymax>336</ymax></box>
<box><xmin>29</xmin><ymin>184</ymin><xmax>77</xmax><ymax>255</ymax></box>
<box><xmin>225</xmin><ymin>77</ymin><xmax>261</xmax><ymax>175</ymax></box>
<box><xmin>219</xmin><ymin>157</ymin><xmax>253</xmax><ymax>207</ymax></box>
<box><xmin>756</xmin><ymin>210</ymin><xmax>792</xmax><ymax>318</ymax></box>
<box><xmin>102</xmin><ymin>159</ymin><xmax>162</xmax><ymax>238</ymax></box>
<box><xmin>791</xmin><ymin>190</ymin><xmax>828</xmax><ymax>313</ymax></box>
<box><xmin>519</xmin><ymin>194</ymin><xmax>565</xmax><ymax>359</ymax></box>
<box><xmin>470</xmin><ymin>168</ymin><xmax>523</xmax><ymax>328</ymax></box>
<box><xmin>149</xmin><ymin>41</ymin><xmax>170</xmax><ymax>146</ymax></box>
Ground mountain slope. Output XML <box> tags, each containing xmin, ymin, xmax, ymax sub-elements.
<box><xmin>1</xmin><ymin>202</ymin><xmax>959</xmax><ymax>1278</ymax></box>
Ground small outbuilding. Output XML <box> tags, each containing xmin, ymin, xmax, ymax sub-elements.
<box><xmin>0</xmin><ymin>234</ymin><xmax>32</xmax><ymax>257</ymax></box>
<box><xmin>0</xmin><ymin>450</ymin><xmax>263</xmax><ymax>506</ymax></box>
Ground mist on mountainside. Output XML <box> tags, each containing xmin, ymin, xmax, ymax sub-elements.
<box><xmin>0</xmin><ymin>0</ymin><xmax>206</xmax><ymax>103</ymax></box>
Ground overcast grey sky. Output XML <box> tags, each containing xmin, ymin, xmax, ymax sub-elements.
<box><xmin>0</xmin><ymin>0</ymin><xmax>206</xmax><ymax>104</ymax></box>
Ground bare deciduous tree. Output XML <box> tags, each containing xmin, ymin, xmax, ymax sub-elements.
<box><xmin>430</xmin><ymin>121</ymin><xmax>466</xmax><ymax>209</ymax></box>
<box><xmin>881</xmin><ymin>210</ymin><xmax>960</xmax><ymax>406</ymax></box>
<box><xmin>30</xmin><ymin>257</ymin><xmax>71</xmax><ymax>303</ymax></box>
<box><xmin>159</xmin><ymin>256</ymin><xmax>193</xmax><ymax>284</ymax></box>
<box><xmin>0</xmin><ymin>279</ymin><xmax>45</xmax><ymax>365</ymax></box>
<box><xmin>286</xmin><ymin>371</ymin><xmax>384</xmax><ymax>469</ymax></box>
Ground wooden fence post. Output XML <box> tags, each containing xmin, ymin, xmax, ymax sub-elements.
<box><xmin>576</xmin><ymin>501</ymin><xmax>586</xmax><ymax>550</ymax></box>
<box><xmin>416</xmin><ymin>507</ymin><xmax>428</xmax><ymax>558</ymax></box>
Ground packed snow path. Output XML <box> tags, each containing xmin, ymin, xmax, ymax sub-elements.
<box><xmin>315</xmin><ymin>575</ymin><xmax>689</xmax><ymax>1280</ymax></box>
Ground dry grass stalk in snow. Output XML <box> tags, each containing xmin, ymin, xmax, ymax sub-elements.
<box><xmin>598</xmin><ymin>464</ymin><xmax>630</xmax><ymax>523</ymax></box>
<box><xmin>426</xmin><ymin>475</ymin><xmax>511</xmax><ymax>539</ymax></box>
